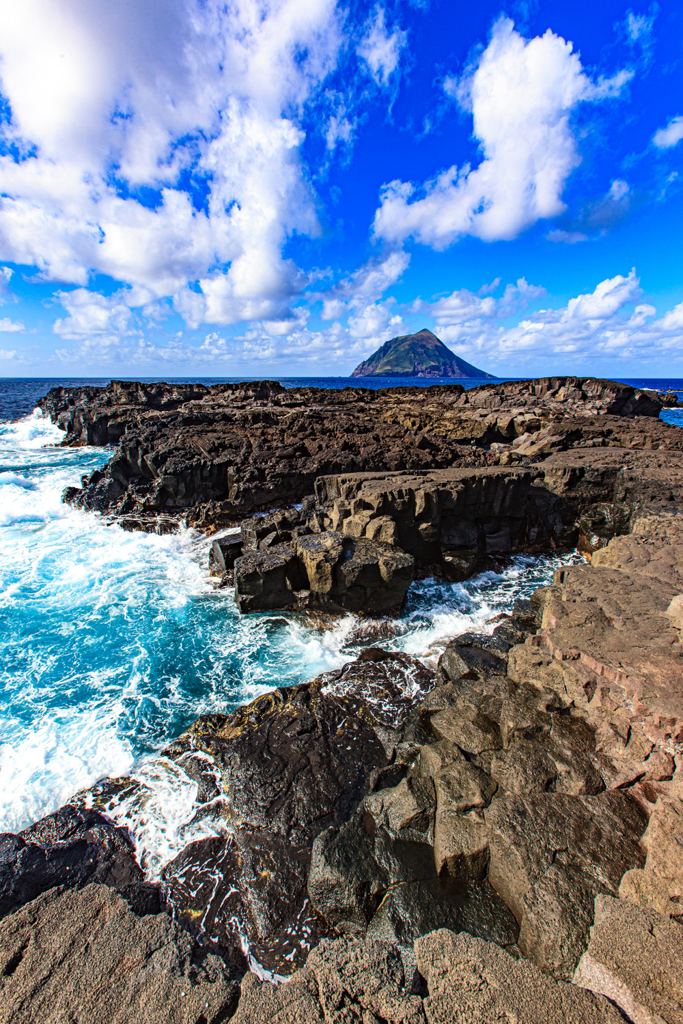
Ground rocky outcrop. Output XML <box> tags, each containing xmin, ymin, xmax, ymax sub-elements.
<box><xmin>234</xmin><ymin>533</ymin><xmax>415</xmax><ymax>614</ymax></box>
<box><xmin>231</xmin><ymin>929</ymin><xmax>626</xmax><ymax>1023</ymax></box>
<box><xmin>36</xmin><ymin>376</ymin><xmax>668</xmax><ymax>531</ymax></box>
<box><xmin>0</xmin><ymin>804</ymin><xmax>143</xmax><ymax>920</ymax></box>
<box><xmin>574</xmin><ymin>895</ymin><xmax>683</xmax><ymax>1024</ymax></box>
<box><xmin>83</xmin><ymin>650</ymin><xmax>435</xmax><ymax>977</ymax></box>
<box><xmin>0</xmin><ymin>883</ymin><xmax>240</xmax><ymax>1024</ymax></box>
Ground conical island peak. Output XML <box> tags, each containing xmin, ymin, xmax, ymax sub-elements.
<box><xmin>351</xmin><ymin>328</ymin><xmax>495</xmax><ymax>379</ymax></box>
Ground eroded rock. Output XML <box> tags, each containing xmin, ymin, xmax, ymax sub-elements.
<box><xmin>0</xmin><ymin>884</ymin><xmax>240</xmax><ymax>1024</ymax></box>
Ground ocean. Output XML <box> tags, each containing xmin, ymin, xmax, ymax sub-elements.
<box><xmin>1</xmin><ymin>375</ymin><xmax>681</xmax><ymax>870</ymax></box>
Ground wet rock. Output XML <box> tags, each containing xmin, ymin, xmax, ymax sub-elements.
<box><xmin>208</xmin><ymin>532</ymin><xmax>243</xmax><ymax>575</ymax></box>
<box><xmin>161</xmin><ymin>651</ymin><xmax>434</xmax><ymax>975</ymax></box>
<box><xmin>234</xmin><ymin>533</ymin><xmax>415</xmax><ymax>616</ymax></box>
<box><xmin>0</xmin><ymin>805</ymin><xmax>142</xmax><ymax>920</ymax></box>
<box><xmin>0</xmin><ymin>883</ymin><xmax>240</xmax><ymax>1024</ymax></box>
<box><xmin>574</xmin><ymin>895</ymin><xmax>683</xmax><ymax>1024</ymax></box>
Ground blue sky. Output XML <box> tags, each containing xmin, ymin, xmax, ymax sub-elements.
<box><xmin>0</xmin><ymin>0</ymin><xmax>681</xmax><ymax>378</ymax></box>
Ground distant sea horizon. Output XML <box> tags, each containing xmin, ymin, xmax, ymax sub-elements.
<box><xmin>2</xmin><ymin>374</ymin><xmax>683</xmax><ymax>423</ymax></box>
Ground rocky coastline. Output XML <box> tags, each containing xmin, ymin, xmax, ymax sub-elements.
<box><xmin>1</xmin><ymin>376</ymin><xmax>682</xmax><ymax>1022</ymax></box>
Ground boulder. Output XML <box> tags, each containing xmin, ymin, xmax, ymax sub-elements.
<box><xmin>574</xmin><ymin>895</ymin><xmax>683</xmax><ymax>1024</ymax></box>
<box><xmin>208</xmin><ymin>532</ymin><xmax>243</xmax><ymax>574</ymax></box>
<box><xmin>0</xmin><ymin>805</ymin><xmax>142</xmax><ymax>920</ymax></box>
<box><xmin>0</xmin><ymin>884</ymin><xmax>240</xmax><ymax>1024</ymax></box>
<box><xmin>486</xmin><ymin>790</ymin><xmax>648</xmax><ymax>979</ymax></box>
<box><xmin>415</xmin><ymin>928</ymin><xmax>626</xmax><ymax>1024</ymax></box>
<box><xmin>234</xmin><ymin>533</ymin><xmax>415</xmax><ymax>615</ymax></box>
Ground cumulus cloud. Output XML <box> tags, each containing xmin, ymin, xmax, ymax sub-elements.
<box><xmin>52</xmin><ymin>286</ymin><xmax>153</xmax><ymax>344</ymax></box>
<box><xmin>426</xmin><ymin>277</ymin><xmax>545</xmax><ymax>327</ymax></box>
<box><xmin>0</xmin><ymin>0</ymin><xmax>343</xmax><ymax>323</ymax></box>
<box><xmin>357</xmin><ymin>7</ymin><xmax>406</xmax><ymax>87</ymax></box>
<box><xmin>373</xmin><ymin>17</ymin><xmax>631</xmax><ymax>248</ymax></box>
<box><xmin>430</xmin><ymin>268</ymin><xmax>683</xmax><ymax>368</ymax></box>
<box><xmin>653</xmin><ymin>116</ymin><xmax>683</xmax><ymax>149</ymax></box>
<box><xmin>0</xmin><ymin>318</ymin><xmax>23</xmax><ymax>332</ymax></box>
<box><xmin>318</xmin><ymin>250</ymin><xmax>410</xmax><ymax>321</ymax></box>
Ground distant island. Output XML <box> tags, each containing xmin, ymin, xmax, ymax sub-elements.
<box><xmin>351</xmin><ymin>327</ymin><xmax>495</xmax><ymax>379</ymax></box>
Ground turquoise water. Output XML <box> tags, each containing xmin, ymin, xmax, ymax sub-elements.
<box><xmin>0</xmin><ymin>405</ymin><xmax>582</xmax><ymax>838</ymax></box>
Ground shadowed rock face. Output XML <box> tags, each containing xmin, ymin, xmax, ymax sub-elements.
<box><xmin>36</xmin><ymin>376</ymin><xmax>667</xmax><ymax>530</ymax></box>
<box><xmin>0</xmin><ymin>805</ymin><xmax>143</xmax><ymax>920</ymax></box>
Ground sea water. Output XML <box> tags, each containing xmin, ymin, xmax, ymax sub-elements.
<box><xmin>1</xmin><ymin>375</ymin><xmax>680</xmax><ymax>847</ymax></box>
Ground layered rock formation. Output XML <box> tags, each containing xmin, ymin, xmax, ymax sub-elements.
<box><xmin>38</xmin><ymin>376</ymin><xmax>669</xmax><ymax>533</ymax></box>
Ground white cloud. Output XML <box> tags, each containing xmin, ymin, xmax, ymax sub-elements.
<box><xmin>0</xmin><ymin>267</ymin><xmax>14</xmax><ymax>303</ymax></box>
<box><xmin>347</xmin><ymin>302</ymin><xmax>402</xmax><ymax>339</ymax></box>
<box><xmin>428</xmin><ymin>277</ymin><xmax>545</xmax><ymax>326</ymax></box>
<box><xmin>318</xmin><ymin>250</ymin><xmax>410</xmax><ymax>320</ymax></box>
<box><xmin>0</xmin><ymin>318</ymin><xmax>23</xmax><ymax>332</ymax></box>
<box><xmin>0</xmin><ymin>348</ymin><xmax>17</xmax><ymax>358</ymax></box>
<box><xmin>547</xmin><ymin>230</ymin><xmax>588</xmax><ymax>243</ymax></box>
<box><xmin>0</xmin><ymin>0</ymin><xmax>343</xmax><ymax>323</ymax></box>
<box><xmin>357</xmin><ymin>7</ymin><xmax>406</xmax><ymax>87</ymax></box>
<box><xmin>625</xmin><ymin>10</ymin><xmax>656</xmax><ymax>43</ymax></box>
<box><xmin>325</xmin><ymin>115</ymin><xmax>355</xmax><ymax>152</ymax></box>
<box><xmin>653</xmin><ymin>116</ymin><xmax>683</xmax><ymax>150</ymax></box>
<box><xmin>52</xmin><ymin>286</ymin><xmax>149</xmax><ymax>343</ymax></box>
<box><xmin>429</xmin><ymin>269</ymin><xmax>683</xmax><ymax>368</ymax></box>
<box><xmin>374</xmin><ymin>17</ymin><xmax>631</xmax><ymax>248</ymax></box>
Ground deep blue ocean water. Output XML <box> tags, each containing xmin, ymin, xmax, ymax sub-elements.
<box><xmin>1</xmin><ymin>375</ymin><xmax>680</xmax><ymax>865</ymax></box>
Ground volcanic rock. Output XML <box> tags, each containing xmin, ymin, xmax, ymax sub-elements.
<box><xmin>234</xmin><ymin>533</ymin><xmax>415</xmax><ymax>614</ymax></box>
<box><xmin>37</xmin><ymin>376</ymin><xmax>666</xmax><ymax>531</ymax></box>
<box><xmin>153</xmin><ymin>651</ymin><xmax>435</xmax><ymax>975</ymax></box>
<box><xmin>0</xmin><ymin>883</ymin><xmax>240</xmax><ymax>1024</ymax></box>
<box><xmin>230</xmin><ymin>929</ymin><xmax>625</xmax><ymax>1024</ymax></box>
<box><xmin>574</xmin><ymin>895</ymin><xmax>683</xmax><ymax>1024</ymax></box>
<box><xmin>0</xmin><ymin>804</ymin><xmax>142</xmax><ymax>920</ymax></box>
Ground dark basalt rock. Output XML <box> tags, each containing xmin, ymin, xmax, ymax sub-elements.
<box><xmin>233</xmin><ymin>533</ymin><xmax>415</xmax><ymax>615</ymax></box>
<box><xmin>155</xmin><ymin>650</ymin><xmax>436</xmax><ymax>976</ymax></box>
<box><xmin>36</xmin><ymin>376</ymin><xmax>667</xmax><ymax>533</ymax></box>
<box><xmin>0</xmin><ymin>805</ymin><xmax>143</xmax><ymax>920</ymax></box>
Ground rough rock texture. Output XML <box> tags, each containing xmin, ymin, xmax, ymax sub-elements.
<box><xmin>0</xmin><ymin>805</ymin><xmax>142</xmax><ymax>920</ymax></box>
<box><xmin>574</xmin><ymin>895</ymin><xmax>683</xmax><ymax>1024</ymax></box>
<box><xmin>83</xmin><ymin>650</ymin><xmax>434</xmax><ymax>977</ymax></box>
<box><xmin>0</xmin><ymin>884</ymin><xmax>240</xmax><ymax>1024</ymax></box>
<box><xmin>37</xmin><ymin>376</ymin><xmax>666</xmax><ymax>530</ymax></box>
<box><xmin>230</xmin><ymin>929</ymin><xmax>624</xmax><ymax>1024</ymax></box>
<box><xmin>234</xmin><ymin>533</ymin><xmax>415</xmax><ymax>614</ymax></box>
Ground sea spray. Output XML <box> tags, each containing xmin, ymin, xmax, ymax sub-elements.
<box><xmin>1</xmin><ymin>407</ymin><xmax>580</xmax><ymax>839</ymax></box>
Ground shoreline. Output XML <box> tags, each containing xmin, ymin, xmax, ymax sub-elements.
<box><xmin>1</xmin><ymin>374</ymin><xmax>682</xmax><ymax>1022</ymax></box>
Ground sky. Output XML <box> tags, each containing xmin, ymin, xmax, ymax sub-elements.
<box><xmin>0</xmin><ymin>0</ymin><xmax>681</xmax><ymax>379</ymax></box>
